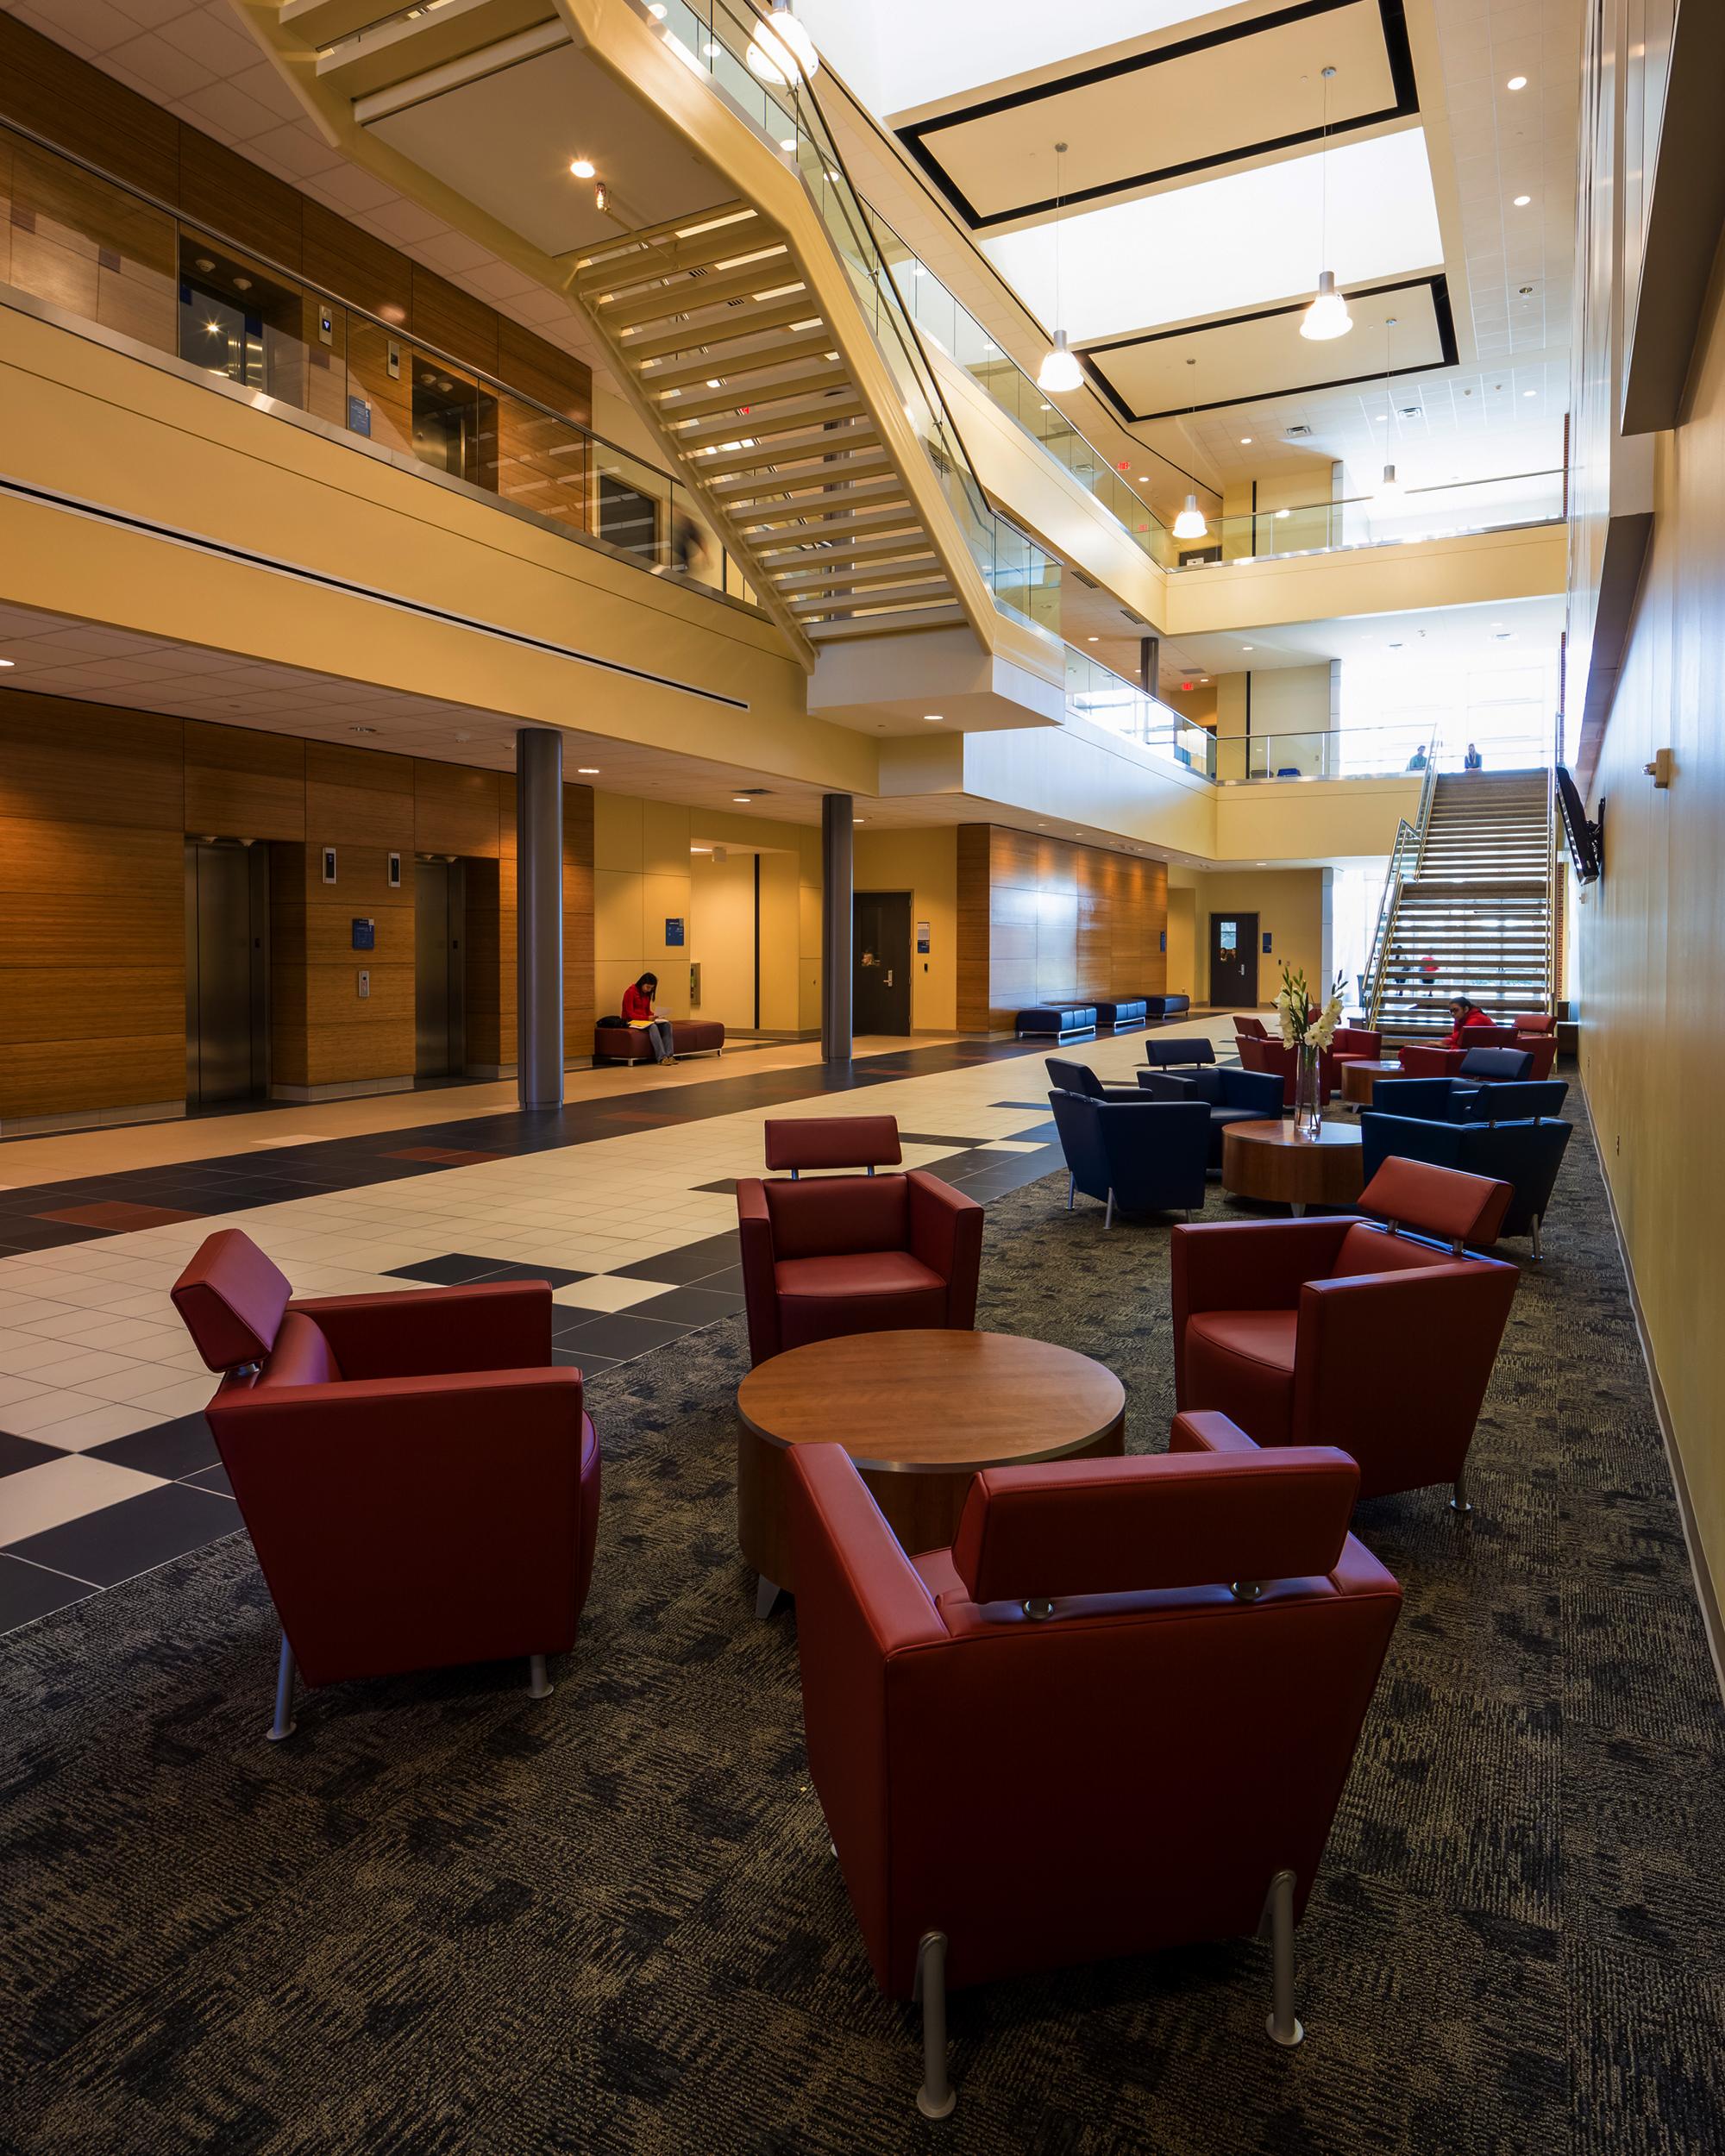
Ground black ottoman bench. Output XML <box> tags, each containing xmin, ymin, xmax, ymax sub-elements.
<box><xmin>1094</xmin><ymin>999</ymin><xmax>1148</xmax><ymax>1032</ymax></box>
<box><xmin>1145</xmin><ymin>994</ymin><xmax>1192</xmax><ymax>1021</ymax></box>
<box><xmin>1015</xmin><ymin>1005</ymin><xmax>1097</xmax><ymax>1043</ymax></box>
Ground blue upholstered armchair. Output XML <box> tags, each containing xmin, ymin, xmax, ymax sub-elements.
<box><xmin>1044</xmin><ymin>1056</ymin><xmax>1144</xmax><ymax>1105</ymax></box>
<box><xmin>1047</xmin><ymin>1088</ymin><xmax>1211</xmax><ymax>1226</ymax></box>
<box><xmin>1137</xmin><ymin>1064</ymin><xmax>1285</xmax><ymax>1169</ymax></box>
<box><xmin>1144</xmin><ymin>1037</ymin><xmax>1218</xmax><ymax>1070</ymax></box>
<box><xmin>1371</xmin><ymin>1077</ymin><xmax>1569</xmax><ymax>1126</ymax></box>
<box><xmin>1359</xmin><ymin>1112</ymin><xmax>1572</xmax><ymax>1257</ymax></box>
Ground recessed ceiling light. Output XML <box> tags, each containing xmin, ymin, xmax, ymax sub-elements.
<box><xmin>1523</xmin><ymin>389</ymin><xmax>1536</xmax><ymax>398</ymax></box>
<box><xmin>732</xmin><ymin>793</ymin><xmax>753</xmax><ymax>802</ymax></box>
<box><xmin>648</xmin><ymin>2</ymin><xmax>666</xmax><ymax>15</ymax></box>
<box><xmin>1239</xmin><ymin>436</ymin><xmax>1252</xmax><ymax>444</ymax></box>
<box><xmin>0</xmin><ymin>658</ymin><xmax>14</xmax><ymax>668</ymax></box>
<box><xmin>1087</xmin><ymin>636</ymin><xmax>1098</xmax><ymax>643</ymax></box>
<box><xmin>577</xmin><ymin>766</ymin><xmax>599</xmax><ymax>774</ymax></box>
<box><xmin>780</xmin><ymin>138</ymin><xmax>795</xmax><ymax>152</ymax></box>
<box><xmin>569</xmin><ymin>158</ymin><xmax>596</xmax><ymax>179</ymax></box>
<box><xmin>1241</xmin><ymin>645</ymin><xmax>1254</xmax><ymax>652</ymax></box>
<box><xmin>854</xmin><ymin>817</ymin><xmax>866</xmax><ymax>824</ymax></box>
<box><xmin>1514</xmin><ymin>195</ymin><xmax>1532</xmax><ymax>207</ymax></box>
<box><xmin>1507</xmin><ymin>74</ymin><xmax>1527</xmax><ymax>90</ymax></box>
<box><xmin>922</xmin><ymin>713</ymin><xmax>944</xmax><ymax>722</ymax></box>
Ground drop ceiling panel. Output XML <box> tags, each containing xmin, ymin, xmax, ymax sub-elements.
<box><xmin>1088</xmin><ymin>274</ymin><xmax>1452</xmax><ymax>419</ymax></box>
<box><xmin>903</xmin><ymin>0</ymin><xmax>1409</xmax><ymax>229</ymax></box>
<box><xmin>367</xmin><ymin>43</ymin><xmax>735</xmax><ymax>257</ymax></box>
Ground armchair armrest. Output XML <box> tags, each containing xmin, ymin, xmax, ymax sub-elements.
<box><xmin>1171</xmin><ymin>1218</ymin><xmax>1356</xmax><ymax>1407</ymax></box>
<box><xmin>1136</xmin><ymin>1070</ymin><xmax>1195</xmax><ymax>1101</ymax></box>
<box><xmin>1399</xmin><ymin>1045</ymin><xmax>1464</xmax><ymax>1077</ymax></box>
<box><xmin>1169</xmin><ymin>1410</ymin><xmax>1262</xmax><ymax>1454</ymax></box>
<box><xmin>736</xmin><ymin>1179</ymin><xmax>781</xmax><ymax>1364</ymax></box>
<box><xmin>907</xmin><ymin>1171</ymin><xmax>984</xmax><ymax>1326</ymax></box>
<box><xmin>291</xmin><ymin>1282</ymin><xmax>552</xmax><ymax>1377</ymax></box>
<box><xmin>1219</xmin><ymin>1068</ymin><xmax>1286</xmax><ymax>1116</ymax></box>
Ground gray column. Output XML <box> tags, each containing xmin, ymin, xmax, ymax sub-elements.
<box><xmin>1138</xmin><ymin>633</ymin><xmax>1161</xmax><ymax>695</ymax></box>
<box><xmin>821</xmin><ymin>793</ymin><xmax>853</xmax><ymax>1063</ymax></box>
<box><xmin>516</xmin><ymin>727</ymin><xmax>564</xmax><ymax>1109</ymax></box>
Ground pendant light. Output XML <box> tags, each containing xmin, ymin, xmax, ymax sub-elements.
<box><xmin>1171</xmin><ymin>356</ymin><xmax>1209</xmax><ymax>539</ymax></box>
<box><xmin>1300</xmin><ymin>67</ymin><xmax>1352</xmax><ymax>342</ymax></box>
<box><xmin>747</xmin><ymin>1</ymin><xmax>819</xmax><ymax>86</ymax></box>
<box><xmin>1372</xmin><ymin>316</ymin><xmax>1403</xmax><ymax>503</ymax></box>
<box><xmin>1037</xmin><ymin>142</ymin><xmax>1084</xmax><ymax>393</ymax></box>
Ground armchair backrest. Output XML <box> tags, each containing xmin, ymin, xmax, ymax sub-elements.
<box><xmin>764</xmin><ymin>1115</ymin><xmax>902</xmax><ymax>1174</ymax></box>
<box><xmin>950</xmin><ymin>1448</ymin><xmax>1359</xmax><ymax>1603</ymax></box>
<box><xmin>1513</xmin><ymin>1012</ymin><xmax>1554</xmax><ymax>1034</ymax></box>
<box><xmin>1145</xmin><ymin>1036</ymin><xmax>1216</xmax><ymax>1068</ymax></box>
<box><xmin>1361</xmin><ymin>1113</ymin><xmax>1571</xmax><ymax>1238</ymax></box>
<box><xmin>1476</xmin><ymin>1079</ymin><xmax>1567</xmax><ymax>1121</ymax></box>
<box><xmin>1233</xmin><ymin>1016</ymin><xmax>1270</xmax><ymax>1039</ymax></box>
<box><xmin>172</xmin><ymin>1230</ymin><xmax>293</xmax><ymax>1372</ymax></box>
<box><xmin>1050</xmin><ymin>1090</ymin><xmax>1210</xmax><ymax>1210</ymax></box>
<box><xmin>762</xmin><ymin>1173</ymin><xmax>911</xmax><ymax>1257</ymax></box>
<box><xmin>1354</xmin><ymin>1154</ymin><xmax>1512</xmax><ymax>1250</ymax></box>
<box><xmin>1139</xmin><ymin>1066</ymin><xmax>1220</xmax><ymax>1105</ymax></box>
<box><xmin>1331</xmin><ymin>1026</ymin><xmax>1381</xmax><ymax>1058</ymax></box>
<box><xmin>1459</xmin><ymin>1046</ymin><xmax>1534</xmax><ymax>1082</ymax></box>
<box><xmin>1045</xmin><ymin>1056</ymin><xmax>1104</xmax><ymax>1098</ymax></box>
<box><xmin>1368</xmin><ymin>1075</ymin><xmax>1469</xmax><ymax>1121</ymax></box>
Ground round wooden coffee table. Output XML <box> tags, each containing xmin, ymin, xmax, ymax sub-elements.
<box><xmin>737</xmin><ymin>1330</ymin><xmax>1125</xmax><ymax>1613</ymax></box>
<box><xmin>1340</xmin><ymin>1057</ymin><xmax>1404</xmax><ymax>1106</ymax></box>
<box><xmin>1221</xmin><ymin>1119</ymin><xmax>1364</xmax><ymax>1216</ymax></box>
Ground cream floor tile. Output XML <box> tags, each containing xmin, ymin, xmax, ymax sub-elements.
<box><xmin>69</xmin><ymin>1361</ymin><xmax>209</xmax><ymax>1407</ymax></box>
<box><xmin>0</xmin><ymin>1295</ymin><xmax>85</xmax><ymax>1327</ymax></box>
<box><xmin>122</xmin><ymin>1375</ymin><xmax>227</xmax><ymax>1420</ymax></box>
<box><xmin>0</xmin><ymin>1455</ymin><xmax>166</xmax><ymax>1545</ymax></box>
<box><xmin>1</xmin><ymin>1388</ymin><xmax>129</xmax><ymax>1436</ymax></box>
<box><xmin>58</xmin><ymin>1319</ymin><xmax>188</xmax><ymax>1357</ymax></box>
<box><xmin>0</xmin><ymin>1337</ymin><xmax>100</xmax><ymax>1376</ymax></box>
<box><xmin>549</xmin><ymin>1275</ymin><xmax>675</xmax><ymax>1313</ymax></box>
<box><xmin>6</xmin><ymin>1349</ymin><xmax>155</xmax><ymax>1393</ymax></box>
<box><xmin>0</xmin><ymin>1371</ymin><xmax>70</xmax><ymax>1410</ymax></box>
<box><xmin>34</xmin><ymin>1401</ymin><xmax>184</xmax><ymax>1452</ymax></box>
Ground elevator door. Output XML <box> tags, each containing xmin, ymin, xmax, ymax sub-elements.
<box><xmin>415</xmin><ymin>860</ymin><xmax>466</xmax><ymax>1077</ymax></box>
<box><xmin>185</xmin><ymin>843</ymin><xmax>268</xmax><ymax>1106</ymax></box>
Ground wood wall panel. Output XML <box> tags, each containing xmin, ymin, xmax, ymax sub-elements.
<box><xmin>411</xmin><ymin>265</ymin><xmax>498</xmax><ymax>376</ymax></box>
<box><xmin>0</xmin><ymin>14</ymin><xmax>179</xmax><ymax>202</ymax></box>
<box><xmin>301</xmin><ymin>201</ymin><xmax>411</xmax><ymax>329</ymax></box>
<box><xmin>184</xmin><ymin>721</ymin><xmax>306</xmax><ymax>840</ymax></box>
<box><xmin>497</xmin><ymin>317</ymin><xmax>593</xmax><ymax>428</ymax></box>
<box><xmin>177</xmin><ymin>127</ymin><xmax>302</xmax><ymax>271</ymax></box>
<box><xmin>954</xmin><ymin>824</ymin><xmax>1169</xmax><ymax>1032</ymax></box>
<box><xmin>415</xmin><ymin>761</ymin><xmax>500</xmax><ymax>858</ymax></box>
<box><xmin>0</xmin><ymin>696</ymin><xmax>183</xmax><ymax>826</ymax></box>
<box><xmin>304</xmin><ymin>743</ymin><xmax>416</xmax><ymax>849</ymax></box>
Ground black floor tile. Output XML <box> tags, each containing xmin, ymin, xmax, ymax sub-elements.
<box><xmin>380</xmin><ymin>1254</ymin><xmax>593</xmax><ymax>1288</ymax></box>
<box><xmin>551</xmin><ymin>1349</ymin><xmax>618</xmax><ymax>1377</ymax></box>
<box><xmin>6</xmin><ymin>1482</ymin><xmax>238</xmax><ymax>1589</ymax></box>
<box><xmin>0</xmin><ymin>1552</ymin><xmax>96</xmax><ymax>1630</ymax></box>
<box><xmin>547</xmin><ymin>1312</ymin><xmax>691</xmax><ymax>1362</ymax></box>
<box><xmin>998</xmin><ymin>1119</ymin><xmax>1059</xmax><ymax>1142</ymax></box>
<box><xmin>693</xmin><ymin>1177</ymin><xmax>738</xmax><ymax>1195</ymax></box>
<box><xmin>626</xmin><ymin>1285</ymin><xmax>745</xmax><ymax>1328</ymax></box>
<box><xmin>692</xmin><ymin>1263</ymin><xmax>746</xmax><ymax>1296</ymax></box>
<box><xmin>609</xmin><ymin>1233</ymin><xmax>740</xmax><ymax>1284</ymax></box>
<box><xmin>990</xmin><ymin>1100</ymin><xmax>1049</xmax><ymax>1111</ymax></box>
<box><xmin>894</xmin><ymin>1133</ymin><xmax>982</xmax><ymax>1149</ymax></box>
<box><xmin>449</xmin><ymin>1261</ymin><xmax>593</xmax><ymax>1290</ymax></box>
<box><xmin>181</xmin><ymin>1461</ymin><xmax>233</xmax><ymax>1497</ymax></box>
<box><xmin>87</xmin><ymin>1413</ymin><xmax>218</xmax><ymax>1482</ymax></box>
<box><xmin>0</xmin><ymin>1432</ymin><xmax>68</xmax><ymax>1477</ymax></box>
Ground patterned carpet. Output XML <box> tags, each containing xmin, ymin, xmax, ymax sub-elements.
<box><xmin>1</xmin><ymin>1097</ymin><xmax>1722</xmax><ymax>2155</ymax></box>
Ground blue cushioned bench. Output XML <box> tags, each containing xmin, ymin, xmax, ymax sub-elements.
<box><xmin>1015</xmin><ymin>1005</ymin><xmax>1097</xmax><ymax>1044</ymax></box>
<box><xmin>1145</xmin><ymin>994</ymin><xmax>1192</xmax><ymax>1021</ymax></box>
<box><xmin>1094</xmin><ymin>999</ymin><xmax>1148</xmax><ymax>1032</ymax></box>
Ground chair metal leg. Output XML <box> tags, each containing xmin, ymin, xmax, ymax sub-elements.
<box><xmin>913</xmin><ymin>1930</ymin><xmax>957</xmax><ymax>2118</ymax></box>
<box><xmin>1263</xmin><ymin>1870</ymin><xmax>1304</xmax><ymax>2048</ymax></box>
<box><xmin>1449</xmin><ymin>1470</ymin><xmax>1473</xmax><ymax>1516</ymax></box>
<box><xmin>1290</xmin><ymin>1200</ymin><xmax>1306</xmax><ymax>1218</ymax></box>
<box><xmin>1531</xmin><ymin>1214</ymin><xmax>1543</xmax><ymax>1260</ymax></box>
<box><xmin>756</xmin><ymin>1576</ymin><xmax>783</xmax><ymax>1620</ymax></box>
<box><xmin>527</xmin><ymin>1653</ymin><xmax>555</xmax><ymax>1699</ymax></box>
<box><xmin>266</xmin><ymin>1633</ymin><xmax>298</xmax><ymax>1743</ymax></box>
<box><xmin>1067</xmin><ymin>1173</ymin><xmax>1076</xmax><ymax>1211</ymax></box>
<box><xmin>1103</xmin><ymin>1188</ymin><xmax>1115</xmax><ymax>1231</ymax></box>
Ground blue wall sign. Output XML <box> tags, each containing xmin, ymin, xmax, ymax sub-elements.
<box><xmin>665</xmin><ymin>918</ymin><xmax>685</xmax><ymax>946</ymax></box>
<box><xmin>352</xmin><ymin>918</ymin><xmax>376</xmax><ymax>950</ymax></box>
<box><xmin>348</xmin><ymin>396</ymin><xmax>372</xmax><ymax>436</ymax></box>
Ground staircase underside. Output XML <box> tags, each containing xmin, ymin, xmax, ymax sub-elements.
<box><xmin>576</xmin><ymin>205</ymin><xmax>968</xmax><ymax>648</ymax></box>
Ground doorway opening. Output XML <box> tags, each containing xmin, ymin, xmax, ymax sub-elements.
<box><xmin>414</xmin><ymin>856</ymin><xmax>467</xmax><ymax>1078</ymax></box>
<box><xmin>1208</xmin><ymin>911</ymin><xmax>1259</xmax><ymax>1009</ymax></box>
<box><xmin>185</xmin><ymin>838</ymin><xmax>269</xmax><ymax>1108</ymax></box>
<box><xmin>854</xmin><ymin>891</ymin><xmax>913</xmax><ymax>1036</ymax></box>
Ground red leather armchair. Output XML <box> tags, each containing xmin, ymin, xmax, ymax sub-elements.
<box><xmin>1171</xmin><ymin>1158</ymin><xmax>1517</xmax><ymax>1511</ymax></box>
<box><xmin>172</xmin><ymin>1229</ymin><xmax>600</xmax><ymax>1740</ymax></box>
<box><xmin>1396</xmin><ymin>1025</ymin><xmax>1521</xmax><ymax>1076</ymax></box>
<box><xmin>1509</xmin><ymin>1016</ymin><xmax>1559</xmax><ymax>1079</ymax></box>
<box><xmin>1234</xmin><ymin>1015</ymin><xmax>1270</xmax><ymax>1040</ymax></box>
<box><xmin>1330</xmin><ymin>1025</ymin><xmax>1382</xmax><ymax>1069</ymax></box>
<box><xmin>787</xmin><ymin>1414</ymin><xmax>1402</xmax><ymax>2115</ymax></box>
<box><xmin>737</xmin><ymin>1117</ymin><xmax>982</xmax><ymax>1364</ymax></box>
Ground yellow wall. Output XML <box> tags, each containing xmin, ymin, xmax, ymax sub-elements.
<box><xmin>1579</xmin><ymin>243</ymin><xmax>1725</xmax><ymax>1619</ymax></box>
<box><xmin>1186</xmin><ymin>868</ymin><xmax>1329</xmax><ymax>1007</ymax></box>
<box><xmin>593</xmin><ymin>792</ymin><xmax>823</xmax><ymax>1035</ymax></box>
<box><xmin>1165</xmin><ymin>881</ymin><xmax>1197</xmax><ymax>998</ymax></box>
<box><xmin>852</xmin><ymin>826</ymin><xmax>958</xmax><ymax>1031</ymax></box>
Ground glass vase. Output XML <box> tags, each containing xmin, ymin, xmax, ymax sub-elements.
<box><xmin>1293</xmin><ymin>1042</ymin><xmax>1324</xmax><ymax>1139</ymax></box>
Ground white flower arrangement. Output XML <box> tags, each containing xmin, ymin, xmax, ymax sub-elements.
<box><xmin>1275</xmin><ymin>964</ymin><xmax>1347</xmax><ymax>1050</ymax></box>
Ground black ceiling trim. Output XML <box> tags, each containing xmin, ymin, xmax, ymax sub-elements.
<box><xmin>897</xmin><ymin>0</ymin><xmax>1416</xmax><ymax>233</ymax></box>
<box><xmin>1080</xmin><ymin>273</ymin><xmax>1458</xmax><ymax>423</ymax></box>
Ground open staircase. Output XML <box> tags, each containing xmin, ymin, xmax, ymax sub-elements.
<box><xmin>1373</xmin><ymin>770</ymin><xmax>1553</xmax><ymax>1036</ymax></box>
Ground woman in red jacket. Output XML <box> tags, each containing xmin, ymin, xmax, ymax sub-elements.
<box><xmin>621</xmin><ymin>973</ymin><xmax>677</xmax><ymax>1063</ymax></box>
<box><xmin>1440</xmin><ymin>994</ymin><xmax>1494</xmax><ymax>1051</ymax></box>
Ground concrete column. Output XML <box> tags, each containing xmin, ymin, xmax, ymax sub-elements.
<box><xmin>821</xmin><ymin>793</ymin><xmax>853</xmax><ymax>1063</ymax></box>
<box><xmin>516</xmin><ymin>727</ymin><xmax>564</xmax><ymax>1109</ymax></box>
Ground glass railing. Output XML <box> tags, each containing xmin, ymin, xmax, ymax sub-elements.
<box><xmin>1172</xmin><ymin>471</ymin><xmax>1566</xmax><ymax>571</ymax></box>
<box><xmin>0</xmin><ymin>118</ymin><xmax>756</xmax><ymax>607</ymax></box>
<box><xmin>1360</xmin><ymin>801</ymin><xmax>1427</xmax><ymax>1018</ymax></box>
<box><xmin>1062</xmin><ymin>649</ymin><xmax>1214</xmax><ymax>774</ymax></box>
<box><xmin>1216</xmin><ymin>724</ymin><xmax>1552</xmax><ymax>784</ymax></box>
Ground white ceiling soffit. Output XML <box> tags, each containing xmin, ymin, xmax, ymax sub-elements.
<box><xmin>1088</xmin><ymin>273</ymin><xmax>1452</xmax><ymax>422</ymax></box>
<box><xmin>983</xmin><ymin>126</ymin><xmax>1444</xmax><ymax>345</ymax></box>
<box><xmin>365</xmin><ymin>42</ymin><xmax>736</xmax><ymax>258</ymax></box>
<box><xmin>897</xmin><ymin>0</ymin><xmax>1412</xmax><ymax>231</ymax></box>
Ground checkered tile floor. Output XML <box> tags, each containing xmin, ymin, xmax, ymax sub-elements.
<box><xmin>0</xmin><ymin>1030</ymin><xmax>1201</xmax><ymax>1634</ymax></box>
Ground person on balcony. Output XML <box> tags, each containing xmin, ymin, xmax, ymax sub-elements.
<box><xmin>1465</xmin><ymin>742</ymin><xmax>1484</xmax><ymax>770</ymax></box>
<box><xmin>622</xmin><ymin>973</ymin><xmax>678</xmax><ymax>1062</ymax></box>
<box><xmin>1407</xmin><ymin>744</ymin><xmax>1429</xmax><ymax>771</ymax></box>
<box><xmin>1439</xmin><ymin>994</ymin><xmax>1494</xmax><ymax>1050</ymax></box>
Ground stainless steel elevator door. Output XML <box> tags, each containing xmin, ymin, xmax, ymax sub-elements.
<box><xmin>415</xmin><ymin>860</ymin><xmax>466</xmax><ymax>1078</ymax></box>
<box><xmin>185</xmin><ymin>843</ymin><xmax>267</xmax><ymax>1106</ymax></box>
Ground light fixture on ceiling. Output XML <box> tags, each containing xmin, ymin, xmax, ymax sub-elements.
<box><xmin>1301</xmin><ymin>68</ymin><xmax>1353</xmax><ymax>342</ymax></box>
<box><xmin>1242</xmin><ymin>645</ymin><xmax>1254</xmax><ymax>652</ymax></box>
<box><xmin>748</xmin><ymin>2</ymin><xmax>819</xmax><ymax>86</ymax></box>
<box><xmin>922</xmin><ymin>712</ymin><xmax>944</xmax><ymax>721</ymax></box>
<box><xmin>732</xmin><ymin>793</ymin><xmax>753</xmax><ymax>802</ymax></box>
<box><xmin>1513</xmin><ymin>194</ymin><xmax>1531</xmax><ymax>207</ymax></box>
<box><xmin>593</xmin><ymin>177</ymin><xmax>609</xmax><ymax>212</ymax></box>
<box><xmin>577</xmin><ymin>766</ymin><xmax>599</xmax><ymax>774</ymax></box>
<box><xmin>1171</xmin><ymin>358</ymin><xmax>1210</xmax><ymax>541</ymax></box>
<box><xmin>569</xmin><ymin>158</ymin><xmax>595</xmax><ymax>179</ymax></box>
<box><xmin>1036</xmin><ymin>143</ymin><xmax>1084</xmax><ymax>393</ymax></box>
<box><xmin>0</xmin><ymin>658</ymin><xmax>15</xmax><ymax>667</ymax></box>
<box><xmin>1239</xmin><ymin>436</ymin><xmax>1252</xmax><ymax>444</ymax></box>
<box><xmin>1507</xmin><ymin>75</ymin><xmax>1527</xmax><ymax>90</ymax></box>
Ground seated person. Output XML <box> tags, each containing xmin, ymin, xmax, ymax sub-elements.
<box><xmin>1438</xmin><ymin>994</ymin><xmax>1495</xmax><ymax>1052</ymax></box>
<box><xmin>621</xmin><ymin>972</ymin><xmax>676</xmax><ymax>1062</ymax></box>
